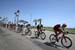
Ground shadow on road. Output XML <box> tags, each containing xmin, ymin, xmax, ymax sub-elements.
<box><xmin>44</xmin><ymin>42</ymin><xmax>64</xmax><ymax>48</ymax></box>
<box><xmin>32</xmin><ymin>40</ymin><xmax>60</xmax><ymax>50</ymax></box>
<box><xmin>30</xmin><ymin>37</ymin><xmax>39</xmax><ymax>39</ymax></box>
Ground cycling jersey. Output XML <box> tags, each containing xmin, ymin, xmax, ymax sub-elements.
<box><xmin>53</xmin><ymin>24</ymin><xmax>66</xmax><ymax>35</ymax></box>
<box><xmin>37</xmin><ymin>24</ymin><xmax>43</xmax><ymax>29</ymax></box>
<box><xmin>53</xmin><ymin>24</ymin><xmax>61</xmax><ymax>31</ymax></box>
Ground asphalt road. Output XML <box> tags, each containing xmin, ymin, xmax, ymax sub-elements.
<box><xmin>28</xmin><ymin>29</ymin><xmax>75</xmax><ymax>50</ymax></box>
<box><xmin>0</xmin><ymin>27</ymin><xmax>59</xmax><ymax>50</ymax></box>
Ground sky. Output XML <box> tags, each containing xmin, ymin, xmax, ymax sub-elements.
<box><xmin>0</xmin><ymin>0</ymin><xmax>75</xmax><ymax>28</ymax></box>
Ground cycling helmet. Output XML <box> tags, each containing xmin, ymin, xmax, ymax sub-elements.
<box><xmin>26</xmin><ymin>24</ymin><xmax>31</xmax><ymax>27</ymax></box>
<box><xmin>62</xmin><ymin>23</ymin><xmax>67</xmax><ymax>27</ymax></box>
<box><xmin>27</xmin><ymin>24</ymin><xmax>31</xmax><ymax>26</ymax></box>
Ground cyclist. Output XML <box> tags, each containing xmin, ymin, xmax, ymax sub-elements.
<box><xmin>36</xmin><ymin>23</ymin><xmax>43</xmax><ymax>38</ymax></box>
<box><xmin>26</xmin><ymin>24</ymin><xmax>31</xmax><ymax>30</ymax></box>
<box><xmin>53</xmin><ymin>23</ymin><xmax>67</xmax><ymax>42</ymax></box>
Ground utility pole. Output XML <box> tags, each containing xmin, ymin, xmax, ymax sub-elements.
<box><xmin>14</xmin><ymin>10</ymin><xmax>20</xmax><ymax>31</ymax></box>
<box><xmin>33</xmin><ymin>19</ymin><xmax>37</xmax><ymax>27</ymax></box>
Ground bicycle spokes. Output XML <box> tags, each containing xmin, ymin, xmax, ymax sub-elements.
<box><xmin>61</xmin><ymin>37</ymin><xmax>72</xmax><ymax>48</ymax></box>
<box><xmin>64</xmin><ymin>38</ymin><xmax>67</xmax><ymax>42</ymax></box>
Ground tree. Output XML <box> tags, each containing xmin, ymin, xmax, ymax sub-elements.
<box><xmin>19</xmin><ymin>20</ymin><xmax>28</xmax><ymax>25</ymax></box>
<box><xmin>1</xmin><ymin>17</ymin><xmax>7</xmax><ymax>24</ymax></box>
<box><xmin>0</xmin><ymin>17</ymin><xmax>2</xmax><ymax>25</ymax></box>
<box><xmin>0</xmin><ymin>17</ymin><xmax>2</xmax><ymax>19</ymax></box>
<box><xmin>38</xmin><ymin>18</ymin><xmax>42</xmax><ymax>24</ymax></box>
<box><xmin>33</xmin><ymin>19</ymin><xmax>37</xmax><ymax>26</ymax></box>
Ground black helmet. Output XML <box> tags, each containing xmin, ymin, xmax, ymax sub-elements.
<box><xmin>26</xmin><ymin>24</ymin><xmax>31</xmax><ymax>27</ymax></box>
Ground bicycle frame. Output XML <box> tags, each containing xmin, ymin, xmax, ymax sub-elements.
<box><xmin>57</xmin><ymin>32</ymin><xmax>68</xmax><ymax>41</ymax></box>
<box><xmin>50</xmin><ymin>32</ymin><xmax>72</xmax><ymax>48</ymax></box>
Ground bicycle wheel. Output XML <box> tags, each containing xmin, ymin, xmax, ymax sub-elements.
<box><xmin>35</xmin><ymin>31</ymin><xmax>39</xmax><ymax>38</ymax></box>
<box><xmin>49</xmin><ymin>34</ymin><xmax>57</xmax><ymax>43</ymax></box>
<box><xmin>61</xmin><ymin>36</ymin><xmax>72</xmax><ymax>48</ymax></box>
<box><xmin>25</xmin><ymin>29</ymin><xmax>28</xmax><ymax>35</ymax></box>
<box><xmin>40</xmin><ymin>32</ymin><xmax>46</xmax><ymax>40</ymax></box>
<box><xmin>28</xmin><ymin>30</ymin><xmax>32</xmax><ymax>36</ymax></box>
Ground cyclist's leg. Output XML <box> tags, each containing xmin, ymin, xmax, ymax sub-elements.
<box><xmin>40</xmin><ymin>28</ymin><xmax>43</xmax><ymax>33</ymax></box>
<box><xmin>58</xmin><ymin>31</ymin><xmax>63</xmax><ymax>39</ymax></box>
<box><xmin>54</xmin><ymin>30</ymin><xmax>59</xmax><ymax>42</ymax></box>
<box><xmin>36</xmin><ymin>28</ymin><xmax>39</xmax><ymax>38</ymax></box>
<box><xmin>38</xmin><ymin>29</ymin><xmax>40</xmax><ymax>37</ymax></box>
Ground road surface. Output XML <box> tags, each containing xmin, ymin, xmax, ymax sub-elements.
<box><xmin>0</xmin><ymin>27</ymin><xmax>59</xmax><ymax>50</ymax></box>
<box><xmin>28</xmin><ymin>29</ymin><xmax>75</xmax><ymax>50</ymax></box>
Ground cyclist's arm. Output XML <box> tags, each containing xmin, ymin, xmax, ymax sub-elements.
<box><xmin>60</xmin><ymin>28</ymin><xmax>68</xmax><ymax>33</ymax></box>
<box><xmin>59</xmin><ymin>27</ymin><xmax>64</xmax><ymax>33</ymax></box>
<box><xmin>40</xmin><ymin>25</ymin><xmax>43</xmax><ymax>31</ymax></box>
